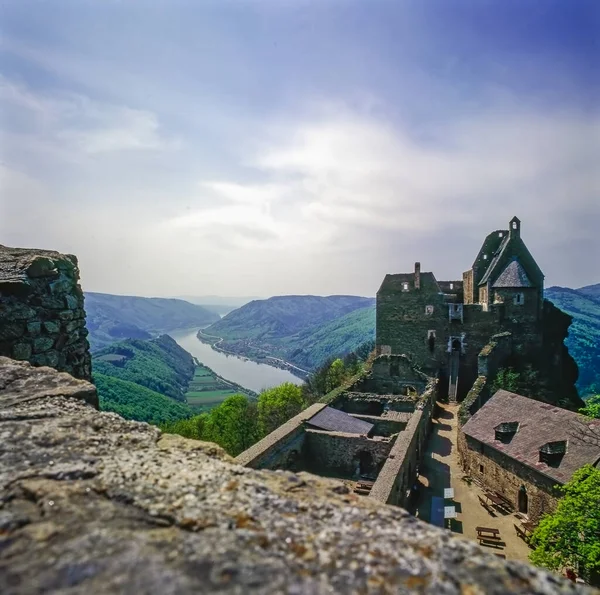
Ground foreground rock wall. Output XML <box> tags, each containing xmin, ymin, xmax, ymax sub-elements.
<box><xmin>0</xmin><ymin>245</ymin><xmax>91</xmax><ymax>381</ymax></box>
<box><xmin>0</xmin><ymin>357</ymin><xmax>592</xmax><ymax>594</ymax></box>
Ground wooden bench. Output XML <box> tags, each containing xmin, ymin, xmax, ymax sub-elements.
<box><xmin>495</xmin><ymin>553</ymin><xmax>506</xmax><ymax>559</ymax></box>
<box><xmin>477</xmin><ymin>495</ymin><xmax>495</xmax><ymax>514</ymax></box>
<box><xmin>476</xmin><ymin>526</ymin><xmax>500</xmax><ymax>538</ymax></box>
<box><xmin>514</xmin><ymin>524</ymin><xmax>530</xmax><ymax>543</ymax></box>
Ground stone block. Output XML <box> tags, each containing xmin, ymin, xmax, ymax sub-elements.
<box><xmin>40</xmin><ymin>296</ymin><xmax>66</xmax><ymax>310</ymax></box>
<box><xmin>65</xmin><ymin>320</ymin><xmax>82</xmax><ymax>333</ymax></box>
<box><xmin>33</xmin><ymin>337</ymin><xmax>55</xmax><ymax>353</ymax></box>
<box><xmin>58</xmin><ymin>310</ymin><xmax>74</xmax><ymax>322</ymax></box>
<box><xmin>27</xmin><ymin>321</ymin><xmax>42</xmax><ymax>335</ymax></box>
<box><xmin>0</xmin><ymin>323</ymin><xmax>25</xmax><ymax>341</ymax></box>
<box><xmin>12</xmin><ymin>342</ymin><xmax>32</xmax><ymax>360</ymax></box>
<box><xmin>43</xmin><ymin>320</ymin><xmax>60</xmax><ymax>334</ymax></box>
<box><xmin>64</xmin><ymin>294</ymin><xmax>79</xmax><ymax>310</ymax></box>
<box><xmin>26</xmin><ymin>256</ymin><xmax>59</xmax><ymax>278</ymax></box>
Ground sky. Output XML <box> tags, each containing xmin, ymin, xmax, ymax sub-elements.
<box><xmin>0</xmin><ymin>0</ymin><xmax>598</xmax><ymax>298</ymax></box>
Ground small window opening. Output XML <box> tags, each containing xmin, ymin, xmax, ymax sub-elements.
<box><xmin>498</xmin><ymin>232</ymin><xmax>503</xmax><ymax>237</ymax></box>
<box><xmin>512</xmin><ymin>221</ymin><xmax>518</xmax><ymax>229</ymax></box>
<box><xmin>479</xmin><ymin>464</ymin><xmax>484</xmax><ymax>474</ymax></box>
<box><xmin>428</xmin><ymin>330</ymin><xmax>436</xmax><ymax>353</ymax></box>
<box><xmin>483</xmin><ymin>254</ymin><xmax>488</xmax><ymax>260</ymax></box>
<box><xmin>513</xmin><ymin>293</ymin><xmax>524</xmax><ymax>305</ymax></box>
<box><xmin>402</xmin><ymin>282</ymin><xmax>409</xmax><ymax>291</ymax></box>
<box><xmin>539</xmin><ymin>441</ymin><xmax>567</xmax><ymax>467</ymax></box>
<box><xmin>449</xmin><ymin>282</ymin><xmax>454</xmax><ymax>290</ymax></box>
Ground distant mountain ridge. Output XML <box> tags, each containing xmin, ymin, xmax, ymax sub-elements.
<box><xmin>85</xmin><ymin>292</ymin><xmax>220</xmax><ymax>351</ymax></box>
<box><xmin>201</xmin><ymin>295</ymin><xmax>376</xmax><ymax>371</ymax></box>
<box><xmin>545</xmin><ymin>284</ymin><xmax>600</xmax><ymax>398</ymax></box>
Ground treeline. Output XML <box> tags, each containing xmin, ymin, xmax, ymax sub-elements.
<box><xmin>160</xmin><ymin>341</ymin><xmax>374</xmax><ymax>455</ymax></box>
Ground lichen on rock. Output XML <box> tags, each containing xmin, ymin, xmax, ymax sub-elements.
<box><xmin>0</xmin><ymin>357</ymin><xmax>593</xmax><ymax>594</ymax></box>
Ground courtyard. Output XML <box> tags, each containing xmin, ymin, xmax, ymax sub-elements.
<box><xmin>410</xmin><ymin>402</ymin><xmax>533</xmax><ymax>562</ymax></box>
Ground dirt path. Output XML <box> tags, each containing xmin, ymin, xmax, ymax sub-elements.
<box><xmin>413</xmin><ymin>402</ymin><xmax>533</xmax><ymax>562</ymax></box>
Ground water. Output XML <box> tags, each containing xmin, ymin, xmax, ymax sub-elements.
<box><xmin>170</xmin><ymin>329</ymin><xmax>303</xmax><ymax>394</ymax></box>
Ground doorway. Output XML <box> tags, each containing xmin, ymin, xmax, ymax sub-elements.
<box><xmin>451</xmin><ymin>338</ymin><xmax>462</xmax><ymax>352</ymax></box>
<box><xmin>518</xmin><ymin>485</ymin><xmax>528</xmax><ymax>514</ymax></box>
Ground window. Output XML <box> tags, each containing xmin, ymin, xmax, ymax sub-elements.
<box><xmin>449</xmin><ymin>282</ymin><xmax>454</xmax><ymax>290</ymax></box>
<box><xmin>498</xmin><ymin>232</ymin><xmax>503</xmax><ymax>237</ymax></box>
<box><xmin>425</xmin><ymin>305</ymin><xmax>434</xmax><ymax>315</ymax></box>
<box><xmin>513</xmin><ymin>292</ymin><xmax>524</xmax><ymax>305</ymax></box>
<box><xmin>427</xmin><ymin>330</ymin><xmax>436</xmax><ymax>353</ymax></box>
<box><xmin>479</xmin><ymin>464</ymin><xmax>484</xmax><ymax>474</ymax></box>
<box><xmin>402</xmin><ymin>282</ymin><xmax>409</xmax><ymax>292</ymax></box>
<box><xmin>483</xmin><ymin>254</ymin><xmax>488</xmax><ymax>260</ymax></box>
<box><xmin>512</xmin><ymin>221</ymin><xmax>518</xmax><ymax>229</ymax></box>
<box><xmin>539</xmin><ymin>441</ymin><xmax>567</xmax><ymax>467</ymax></box>
<box><xmin>494</xmin><ymin>422</ymin><xmax>519</xmax><ymax>443</ymax></box>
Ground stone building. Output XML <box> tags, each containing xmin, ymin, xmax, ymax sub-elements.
<box><xmin>376</xmin><ymin>216</ymin><xmax>580</xmax><ymax>407</ymax></box>
<box><xmin>458</xmin><ymin>389</ymin><xmax>600</xmax><ymax>523</ymax></box>
<box><xmin>236</xmin><ymin>354</ymin><xmax>438</xmax><ymax>508</ymax></box>
<box><xmin>0</xmin><ymin>245</ymin><xmax>91</xmax><ymax>381</ymax></box>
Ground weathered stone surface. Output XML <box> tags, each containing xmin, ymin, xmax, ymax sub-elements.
<box><xmin>0</xmin><ymin>358</ymin><xmax>592</xmax><ymax>594</ymax></box>
<box><xmin>0</xmin><ymin>245</ymin><xmax>91</xmax><ymax>381</ymax></box>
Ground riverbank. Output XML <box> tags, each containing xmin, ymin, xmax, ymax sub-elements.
<box><xmin>196</xmin><ymin>329</ymin><xmax>310</xmax><ymax>380</ymax></box>
<box><xmin>190</xmin><ymin>356</ymin><xmax>258</xmax><ymax>399</ymax></box>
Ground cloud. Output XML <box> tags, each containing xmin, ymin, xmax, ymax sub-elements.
<box><xmin>0</xmin><ymin>76</ymin><xmax>177</xmax><ymax>156</ymax></box>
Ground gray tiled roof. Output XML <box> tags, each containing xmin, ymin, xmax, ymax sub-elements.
<box><xmin>462</xmin><ymin>390</ymin><xmax>600</xmax><ymax>484</ymax></box>
<box><xmin>492</xmin><ymin>259</ymin><xmax>532</xmax><ymax>288</ymax></box>
<box><xmin>307</xmin><ymin>406</ymin><xmax>374</xmax><ymax>435</ymax></box>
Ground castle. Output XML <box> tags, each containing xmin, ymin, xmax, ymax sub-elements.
<box><xmin>376</xmin><ymin>216</ymin><xmax>580</xmax><ymax>406</ymax></box>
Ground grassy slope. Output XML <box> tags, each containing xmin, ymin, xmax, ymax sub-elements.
<box><xmin>545</xmin><ymin>286</ymin><xmax>600</xmax><ymax>397</ymax></box>
<box><xmin>93</xmin><ymin>335</ymin><xmax>195</xmax><ymax>401</ymax></box>
<box><xmin>94</xmin><ymin>372</ymin><xmax>192</xmax><ymax>424</ymax></box>
<box><xmin>204</xmin><ymin>295</ymin><xmax>375</xmax><ymax>341</ymax></box>
<box><xmin>85</xmin><ymin>292</ymin><xmax>220</xmax><ymax>351</ymax></box>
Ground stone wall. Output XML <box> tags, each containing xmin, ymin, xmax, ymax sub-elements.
<box><xmin>234</xmin><ymin>403</ymin><xmax>326</xmax><ymax>469</ymax></box>
<box><xmin>457</xmin><ymin>431</ymin><xmax>559</xmax><ymax>524</ymax></box>
<box><xmin>370</xmin><ymin>381</ymin><xmax>438</xmax><ymax>507</ymax></box>
<box><xmin>303</xmin><ymin>429</ymin><xmax>394</xmax><ymax>477</ymax></box>
<box><xmin>0</xmin><ymin>245</ymin><xmax>91</xmax><ymax>381</ymax></box>
<box><xmin>0</xmin><ymin>356</ymin><xmax>587</xmax><ymax>593</ymax></box>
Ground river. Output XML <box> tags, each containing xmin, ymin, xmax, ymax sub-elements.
<box><xmin>170</xmin><ymin>329</ymin><xmax>303</xmax><ymax>394</ymax></box>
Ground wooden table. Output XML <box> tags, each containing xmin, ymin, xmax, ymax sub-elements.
<box><xmin>476</xmin><ymin>526</ymin><xmax>500</xmax><ymax>538</ymax></box>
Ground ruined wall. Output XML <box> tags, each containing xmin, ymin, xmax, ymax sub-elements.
<box><xmin>234</xmin><ymin>403</ymin><xmax>326</xmax><ymax>469</ymax></box>
<box><xmin>0</xmin><ymin>245</ymin><xmax>91</xmax><ymax>381</ymax></box>
<box><xmin>369</xmin><ymin>354</ymin><xmax>428</xmax><ymax>394</ymax></box>
<box><xmin>370</xmin><ymin>381</ymin><xmax>438</xmax><ymax>507</ymax></box>
<box><xmin>303</xmin><ymin>430</ymin><xmax>394</xmax><ymax>477</ymax></box>
<box><xmin>457</xmin><ymin>431</ymin><xmax>559</xmax><ymax>524</ymax></box>
<box><xmin>0</xmin><ymin>357</ymin><xmax>584</xmax><ymax>594</ymax></box>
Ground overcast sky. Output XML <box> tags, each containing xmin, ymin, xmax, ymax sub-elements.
<box><xmin>1</xmin><ymin>0</ymin><xmax>598</xmax><ymax>297</ymax></box>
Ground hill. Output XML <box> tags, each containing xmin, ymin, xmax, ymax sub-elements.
<box><xmin>94</xmin><ymin>373</ymin><xmax>193</xmax><ymax>424</ymax></box>
<box><xmin>200</xmin><ymin>296</ymin><xmax>375</xmax><ymax>371</ymax></box>
<box><xmin>85</xmin><ymin>292</ymin><xmax>220</xmax><ymax>351</ymax></box>
<box><xmin>545</xmin><ymin>286</ymin><xmax>600</xmax><ymax>398</ymax></box>
<box><xmin>204</xmin><ymin>295</ymin><xmax>374</xmax><ymax>341</ymax></box>
<box><xmin>93</xmin><ymin>334</ymin><xmax>196</xmax><ymax>401</ymax></box>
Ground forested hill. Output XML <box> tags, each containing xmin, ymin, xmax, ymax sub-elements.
<box><xmin>93</xmin><ymin>335</ymin><xmax>196</xmax><ymax>424</ymax></box>
<box><xmin>85</xmin><ymin>292</ymin><xmax>220</xmax><ymax>351</ymax></box>
<box><xmin>545</xmin><ymin>285</ymin><xmax>600</xmax><ymax>398</ymax></box>
<box><xmin>204</xmin><ymin>295</ymin><xmax>375</xmax><ymax>340</ymax></box>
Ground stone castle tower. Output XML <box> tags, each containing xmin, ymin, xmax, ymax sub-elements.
<box><xmin>376</xmin><ymin>217</ymin><xmax>580</xmax><ymax>407</ymax></box>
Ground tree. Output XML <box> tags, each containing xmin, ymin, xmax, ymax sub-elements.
<box><xmin>491</xmin><ymin>367</ymin><xmax>521</xmax><ymax>394</ymax></box>
<box><xmin>258</xmin><ymin>383</ymin><xmax>305</xmax><ymax>435</ymax></box>
<box><xmin>580</xmin><ymin>395</ymin><xmax>600</xmax><ymax>419</ymax></box>
<box><xmin>529</xmin><ymin>465</ymin><xmax>600</xmax><ymax>585</ymax></box>
<box><xmin>203</xmin><ymin>394</ymin><xmax>259</xmax><ymax>456</ymax></box>
<box><xmin>325</xmin><ymin>358</ymin><xmax>346</xmax><ymax>393</ymax></box>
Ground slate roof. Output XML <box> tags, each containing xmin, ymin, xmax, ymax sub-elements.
<box><xmin>307</xmin><ymin>406</ymin><xmax>374</xmax><ymax>435</ymax></box>
<box><xmin>462</xmin><ymin>390</ymin><xmax>600</xmax><ymax>484</ymax></box>
<box><xmin>492</xmin><ymin>259</ymin><xmax>532</xmax><ymax>288</ymax></box>
<box><xmin>478</xmin><ymin>234</ymin><xmax>510</xmax><ymax>286</ymax></box>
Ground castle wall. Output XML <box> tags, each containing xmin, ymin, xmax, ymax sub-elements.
<box><xmin>457</xmin><ymin>431</ymin><xmax>559</xmax><ymax>524</ymax></box>
<box><xmin>0</xmin><ymin>245</ymin><xmax>91</xmax><ymax>381</ymax></box>
<box><xmin>369</xmin><ymin>381</ymin><xmax>438</xmax><ymax>507</ymax></box>
<box><xmin>234</xmin><ymin>403</ymin><xmax>326</xmax><ymax>469</ymax></box>
<box><xmin>303</xmin><ymin>430</ymin><xmax>394</xmax><ymax>477</ymax></box>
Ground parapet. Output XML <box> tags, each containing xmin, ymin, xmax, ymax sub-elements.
<box><xmin>0</xmin><ymin>356</ymin><xmax>590</xmax><ymax>594</ymax></box>
<box><xmin>0</xmin><ymin>244</ymin><xmax>91</xmax><ymax>381</ymax></box>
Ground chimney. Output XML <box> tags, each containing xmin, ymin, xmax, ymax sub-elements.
<box><xmin>414</xmin><ymin>262</ymin><xmax>421</xmax><ymax>289</ymax></box>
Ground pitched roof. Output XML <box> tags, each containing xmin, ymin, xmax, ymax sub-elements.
<box><xmin>492</xmin><ymin>259</ymin><xmax>532</xmax><ymax>288</ymax></box>
<box><xmin>479</xmin><ymin>234</ymin><xmax>510</xmax><ymax>285</ymax></box>
<box><xmin>377</xmin><ymin>272</ymin><xmax>439</xmax><ymax>294</ymax></box>
<box><xmin>462</xmin><ymin>390</ymin><xmax>600</xmax><ymax>484</ymax></box>
<box><xmin>307</xmin><ymin>406</ymin><xmax>374</xmax><ymax>435</ymax></box>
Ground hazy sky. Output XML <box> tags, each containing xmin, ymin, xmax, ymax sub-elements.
<box><xmin>1</xmin><ymin>0</ymin><xmax>598</xmax><ymax>297</ymax></box>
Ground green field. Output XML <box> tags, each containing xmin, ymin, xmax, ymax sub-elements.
<box><xmin>184</xmin><ymin>365</ymin><xmax>249</xmax><ymax>411</ymax></box>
